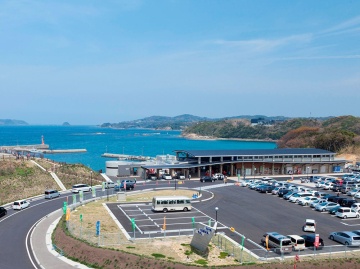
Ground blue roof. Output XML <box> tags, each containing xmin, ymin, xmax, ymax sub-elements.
<box><xmin>174</xmin><ymin>148</ymin><xmax>334</xmax><ymax>157</ymax></box>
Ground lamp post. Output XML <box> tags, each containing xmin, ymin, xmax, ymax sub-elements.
<box><xmin>215</xmin><ymin>207</ymin><xmax>219</xmax><ymax>235</ymax></box>
<box><xmin>307</xmin><ymin>166</ymin><xmax>310</xmax><ymax>180</ymax></box>
<box><xmin>90</xmin><ymin>171</ymin><xmax>93</xmax><ymax>188</ymax></box>
<box><xmin>253</xmin><ymin>168</ymin><xmax>256</xmax><ymax>180</ymax></box>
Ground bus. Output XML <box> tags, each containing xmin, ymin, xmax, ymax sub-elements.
<box><xmin>152</xmin><ymin>196</ymin><xmax>191</xmax><ymax>212</ymax></box>
<box><xmin>261</xmin><ymin>232</ymin><xmax>292</xmax><ymax>253</ymax></box>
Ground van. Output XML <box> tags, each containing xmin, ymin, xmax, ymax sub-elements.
<box><xmin>44</xmin><ymin>189</ymin><xmax>60</xmax><ymax>199</ymax></box>
<box><xmin>261</xmin><ymin>232</ymin><xmax>292</xmax><ymax>253</ymax></box>
<box><xmin>287</xmin><ymin>235</ymin><xmax>306</xmax><ymax>251</ymax></box>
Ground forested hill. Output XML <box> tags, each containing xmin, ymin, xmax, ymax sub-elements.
<box><xmin>183</xmin><ymin>116</ymin><xmax>360</xmax><ymax>153</ymax></box>
<box><xmin>0</xmin><ymin>119</ymin><xmax>28</xmax><ymax>125</ymax></box>
<box><xmin>100</xmin><ymin>114</ymin><xmax>289</xmax><ymax>130</ymax></box>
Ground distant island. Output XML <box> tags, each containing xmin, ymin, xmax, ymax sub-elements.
<box><xmin>100</xmin><ymin>114</ymin><xmax>292</xmax><ymax>130</ymax></box>
<box><xmin>62</xmin><ymin>122</ymin><xmax>71</xmax><ymax>126</ymax></box>
<box><xmin>0</xmin><ymin>119</ymin><xmax>28</xmax><ymax>125</ymax></box>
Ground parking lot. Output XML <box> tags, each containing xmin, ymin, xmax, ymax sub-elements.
<box><xmin>107</xmin><ymin>202</ymin><xmax>228</xmax><ymax>239</ymax></box>
<box><xmin>191</xmin><ymin>178</ymin><xmax>360</xmax><ymax>255</ymax></box>
<box><xmin>106</xmin><ymin>177</ymin><xmax>360</xmax><ymax>258</ymax></box>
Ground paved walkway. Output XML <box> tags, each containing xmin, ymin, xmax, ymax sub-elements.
<box><xmin>31</xmin><ymin>209</ymin><xmax>89</xmax><ymax>269</ymax></box>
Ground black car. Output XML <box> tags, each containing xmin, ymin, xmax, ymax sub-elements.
<box><xmin>278</xmin><ymin>189</ymin><xmax>290</xmax><ymax>197</ymax></box>
<box><xmin>0</xmin><ymin>207</ymin><xmax>7</xmax><ymax>218</ymax></box>
<box><xmin>301</xmin><ymin>234</ymin><xmax>324</xmax><ymax>249</ymax></box>
<box><xmin>200</xmin><ymin>176</ymin><xmax>215</xmax><ymax>183</ymax></box>
<box><xmin>340</xmin><ymin>199</ymin><xmax>357</xmax><ymax>207</ymax></box>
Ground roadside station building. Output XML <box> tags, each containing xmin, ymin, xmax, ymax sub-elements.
<box><xmin>106</xmin><ymin>148</ymin><xmax>347</xmax><ymax>179</ymax></box>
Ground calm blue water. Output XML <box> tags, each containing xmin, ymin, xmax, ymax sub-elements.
<box><xmin>0</xmin><ymin>126</ymin><xmax>277</xmax><ymax>171</ymax></box>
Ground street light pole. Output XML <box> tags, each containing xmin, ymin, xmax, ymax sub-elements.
<box><xmin>215</xmin><ymin>207</ymin><xmax>219</xmax><ymax>235</ymax></box>
<box><xmin>175</xmin><ymin>178</ymin><xmax>177</xmax><ymax>190</ymax></box>
<box><xmin>90</xmin><ymin>171</ymin><xmax>93</xmax><ymax>188</ymax></box>
<box><xmin>307</xmin><ymin>166</ymin><xmax>309</xmax><ymax>181</ymax></box>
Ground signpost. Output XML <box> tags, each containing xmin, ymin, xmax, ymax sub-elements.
<box><xmin>314</xmin><ymin>233</ymin><xmax>320</xmax><ymax>249</ymax></box>
<box><xmin>131</xmin><ymin>218</ymin><xmax>136</xmax><ymax>238</ymax></box>
<box><xmin>62</xmin><ymin>202</ymin><xmax>67</xmax><ymax>215</ymax></box>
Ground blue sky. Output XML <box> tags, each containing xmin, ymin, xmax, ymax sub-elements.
<box><xmin>1</xmin><ymin>0</ymin><xmax>359</xmax><ymax>125</ymax></box>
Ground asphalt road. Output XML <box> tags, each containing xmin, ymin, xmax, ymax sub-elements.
<box><xmin>1</xmin><ymin>176</ymin><xmax>357</xmax><ymax>268</ymax></box>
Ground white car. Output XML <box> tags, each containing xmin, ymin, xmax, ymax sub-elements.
<box><xmin>298</xmin><ymin>196</ymin><xmax>319</xmax><ymax>206</ymax></box>
<box><xmin>351</xmin><ymin>203</ymin><xmax>360</xmax><ymax>213</ymax></box>
<box><xmin>241</xmin><ymin>179</ymin><xmax>253</xmax><ymax>187</ymax></box>
<box><xmin>322</xmin><ymin>182</ymin><xmax>334</xmax><ymax>190</ymax></box>
<box><xmin>335</xmin><ymin>207</ymin><xmax>360</xmax><ymax>219</ymax></box>
<box><xmin>13</xmin><ymin>199</ymin><xmax>30</xmax><ymax>210</ymax></box>
<box><xmin>303</xmin><ymin>219</ymin><xmax>316</xmax><ymax>232</ymax></box>
<box><xmin>289</xmin><ymin>193</ymin><xmax>313</xmax><ymax>203</ymax></box>
<box><xmin>103</xmin><ymin>181</ymin><xmax>116</xmax><ymax>188</ymax></box>
<box><xmin>161</xmin><ymin>173</ymin><xmax>172</xmax><ymax>180</ymax></box>
<box><xmin>72</xmin><ymin>184</ymin><xmax>92</xmax><ymax>193</ymax></box>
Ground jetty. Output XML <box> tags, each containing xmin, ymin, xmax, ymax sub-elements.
<box><xmin>102</xmin><ymin>153</ymin><xmax>150</xmax><ymax>161</ymax></box>
<box><xmin>0</xmin><ymin>135</ymin><xmax>86</xmax><ymax>155</ymax></box>
<box><xmin>41</xmin><ymin>149</ymin><xmax>87</xmax><ymax>154</ymax></box>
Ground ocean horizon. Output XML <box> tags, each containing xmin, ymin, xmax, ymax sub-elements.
<box><xmin>0</xmin><ymin>125</ymin><xmax>277</xmax><ymax>172</ymax></box>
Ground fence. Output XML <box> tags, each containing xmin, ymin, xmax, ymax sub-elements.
<box><xmin>211</xmin><ymin>231</ymin><xmax>360</xmax><ymax>263</ymax></box>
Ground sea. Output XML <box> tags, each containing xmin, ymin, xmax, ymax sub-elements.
<box><xmin>0</xmin><ymin>125</ymin><xmax>277</xmax><ymax>172</ymax></box>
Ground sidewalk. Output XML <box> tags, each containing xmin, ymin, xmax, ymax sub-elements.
<box><xmin>31</xmin><ymin>209</ymin><xmax>89</xmax><ymax>269</ymax></box>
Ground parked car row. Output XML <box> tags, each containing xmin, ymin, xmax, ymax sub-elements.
<box><xmin>199</xmin><ymin>174</ymin><xmax>226</xmax><ymax>183</ymax></box>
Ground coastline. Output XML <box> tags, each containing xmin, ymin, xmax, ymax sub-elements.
<box><xmin>182</xmin><ymin>133</ymin><xmax>278</xmax><ymax>142</ymax></box>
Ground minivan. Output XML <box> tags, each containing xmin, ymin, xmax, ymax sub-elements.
<box><xmin>261</xmin><ymin>232</ymin><xmax>292</xmax><ymax>253</ymax></box>
<box><xmin>287</xmin><ymin>235</ymin><xmax>306</xmax><ymax>251</ymax></box>
<box><xmin>45</xmin><ymin>189</ymin><xmax>60</xmax><ymax>199</ymax></box>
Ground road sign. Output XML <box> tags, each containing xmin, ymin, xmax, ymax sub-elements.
<box><xmin>96</xmin><ymin>220</ymin><xmax>100</xmax><ymax>236</ymax></box>
<box><xmin>314</xmin><ymin>234</ymin><xmax>320</xmax><ymax>248</ymax></box>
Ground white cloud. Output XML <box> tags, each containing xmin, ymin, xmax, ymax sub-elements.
<box><xmin>321</xmin><ymin>15</ymin><xmax>360</xmax><ymax>36</ymax></box>
<box><xmin>212</xmin><ymin>34</ymin><xmax>313</xmax><ymax>53</ymax></box>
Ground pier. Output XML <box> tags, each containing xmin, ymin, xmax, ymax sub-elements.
<box><xmin>102</xmin><ymin>153</ymin><xmax>150</xmax><ymax>161</ymax></box>
<box><xmin>0</xmin><ymin>145</ymin><xmax>86</xmax><ymax>154</ymax></box>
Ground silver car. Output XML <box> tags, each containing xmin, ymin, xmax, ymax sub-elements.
<box><xmin>315</xmin><ymin>202</ymin><xmax>339</xmax><ymax>212</ymax></box>
<box><xmin>329</xmin><ymin>231</ymin><xmax>360</xmax><ymax>246</ymax></box>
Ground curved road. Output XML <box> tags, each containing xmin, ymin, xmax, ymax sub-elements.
<box><xmin>0</xmin><ymin>180</ymin><xmax>210</xmax><ymax>269</ymax></box>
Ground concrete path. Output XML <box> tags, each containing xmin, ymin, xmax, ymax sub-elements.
<box><xmin>31</xmin><ymin>209</ymin><xmax>89</xmax><ymax>269</ymax></box>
